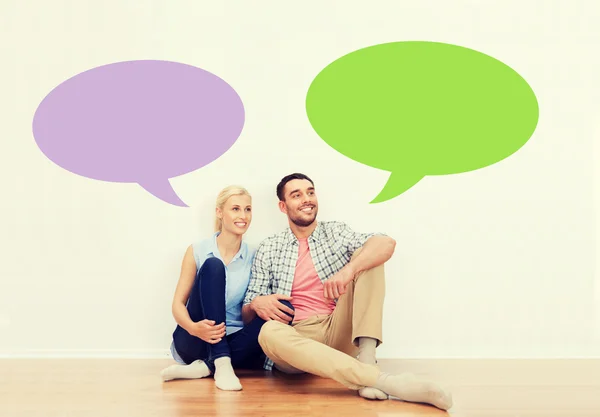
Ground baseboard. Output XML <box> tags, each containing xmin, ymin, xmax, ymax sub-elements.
<box><xmin>1</xmin><ymin>355</ymin><xmax>598</xmax><ymax>386</ymax></box>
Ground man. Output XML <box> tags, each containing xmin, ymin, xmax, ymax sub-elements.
<box><xmin>242</xmin><ymin>173</ymin><xmax>452</xmax><ymax>410</ymax></box>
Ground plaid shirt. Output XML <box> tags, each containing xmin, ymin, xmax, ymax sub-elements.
<box><xmin>243</xmin><ymin>220</ymin><xmax>384</xmax><ymax>370</ymax></box>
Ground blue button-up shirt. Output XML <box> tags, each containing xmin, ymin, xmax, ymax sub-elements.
<box><xmin>192</xmin><ymin>232</ymin><xmax>256</xmax><ymax>335</ymax></box>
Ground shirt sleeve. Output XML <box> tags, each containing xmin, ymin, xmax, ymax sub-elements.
<box><xmin>243</xmin><ymin>241</ymin><xmax>271</xmax><ymax>305</ymax></box>
<box><xmin>335</xmin><ymin>221</ymin><xmax>386</xmax><ymax>259</ymax></box>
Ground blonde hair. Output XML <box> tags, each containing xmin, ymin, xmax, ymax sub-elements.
<box><xmin>214</xmin><ymin>185</ymin><xmax>252</xmax><ymax>232</ymax></box>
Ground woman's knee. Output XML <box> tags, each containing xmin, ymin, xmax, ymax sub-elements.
<box><xmin>278</xmin><ymin>300</ymin><xmax>295</xmax><ymax>323</ymax></box>
<box><xmin>198</xmin><ymin>258</ymin><xmax>226</xmax><ymax>296</ymax></box>
<box><xmin>200</xmin><ymin>257</ymin><xmax>226</xmax><ymax>277</ymax></box>
<box><xmin>279</xmin><ymin>300</ymin><xmax>294</xmax><ymax>310</ymax></box>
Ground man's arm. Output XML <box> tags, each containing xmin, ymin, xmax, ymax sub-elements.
<box><xmin>338</xmin><ymin>221</ymin><xmax>396</xmax><ymax>274</ymax></box>
<box><xmin>242</xmin><ymin>243</ymin><xmax>271</xmax><ymax>324</ymax></box>
<box><xmin>242</xmin><ymin>240</ymin><xmax>295</xmax><ymax>324</ymax></box>
<box><xmin>323</xmin><ymin>222</ymin><xmax>396</xmax><ymax>299</ymax></box>
<box><xmin>343</xmin><ymin>234</ymin><xmax>396</xmax><ymax>277</ymax></box>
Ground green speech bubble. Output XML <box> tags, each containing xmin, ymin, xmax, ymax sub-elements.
<box><xmin>305</xmin><ymin>41</ymin><xmax>539</xmax><ymax>203</ymax></box>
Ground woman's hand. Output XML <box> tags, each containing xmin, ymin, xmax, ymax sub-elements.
<box><xmin>188</xmin><ymin>320</ymin><xmax>226</xmax><ymax>344</ymax></box>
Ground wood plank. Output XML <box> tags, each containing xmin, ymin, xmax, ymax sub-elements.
<box><xmin>1</xmin><ymin>359</ymin><xmax>599</xmax><ymax>416</ymax></box>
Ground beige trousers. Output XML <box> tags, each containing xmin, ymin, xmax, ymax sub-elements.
<box><xmin>257</xmin><ymin>249</ymin><xmax>386</xmax><ymax>390</ymax></box>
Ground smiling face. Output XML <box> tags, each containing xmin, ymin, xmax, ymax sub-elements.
<box><xmin>216</xmin><ymin>194</ymin><xmax>252</xmax><ymax>236</ymax></box>
<box><xmin>278</xmin><ymin>178</ymin><xmax>318</xmax><ymax>227</ymax></box>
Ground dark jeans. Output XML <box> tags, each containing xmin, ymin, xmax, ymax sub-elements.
<box><xmin>172</xmin><ymin>257</ymin><xmax>294</xmax><ymax>374</ymax></box>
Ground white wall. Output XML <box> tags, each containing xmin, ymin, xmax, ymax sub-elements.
<box><xmin>1</xmin><ymin>0</ymin><xmax>599</xmax><ymax>358</ymax></box>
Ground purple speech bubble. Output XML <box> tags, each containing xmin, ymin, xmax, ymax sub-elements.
<box><xmin>32</xmin><ymin>60</ymin><xmax>245</xmax><ymax>207</ymax></box>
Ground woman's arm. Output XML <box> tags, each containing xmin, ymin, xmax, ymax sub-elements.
<box><xmin>171</xmin><ymin>245</ymin><xmax>198</xmax><ymax>333</ymax></box>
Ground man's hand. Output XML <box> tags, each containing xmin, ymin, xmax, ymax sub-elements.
<box><xmin>188</xmin><ymin>320</ymin><xmax>226</xmax><ymax>344</ymax></box>
<box><xmin>251</xmin><ymin>294</ymin><xmax>294</xmax><ymax>323</ymax></box>
<box><xmin>323</xmin><ymin>266</ymin><xmax>355</xmax><ymax>300</ymax></box>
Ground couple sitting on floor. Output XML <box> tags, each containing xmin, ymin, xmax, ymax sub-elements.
<box><xmin>160</xmin><ymin>173</ymin><xmax>453</xmax><ymax>410</ymax></box>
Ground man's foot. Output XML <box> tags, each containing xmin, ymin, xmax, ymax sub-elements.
<box><xmin>214</xmin><ymin>357</ymin><xmax>242</xmax><ymax>391</ymax></box>
<box><xmin>359</xmin><ymin>386</ymin><xmax>390</xmax><ymax>400</ymax></box>
<box><xmin>374</xmin><ymin>372</ymin><xmax>453</xmax><ymax>410</ymax></box>
<box><xmin>160</xmin><ymin>360</ymin><xmax>210</xmax><ymax>381</ymax></box>
<box><xmin>357</xmin><ymin>337</ymin><xmax>388</xmax><ymax>400</ymax></box>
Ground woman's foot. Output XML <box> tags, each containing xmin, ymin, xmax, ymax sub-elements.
<box><xmin>160</xmin><ymin>360</ymin><xmax>210</xmax><ymax>381</ymax></box>
<box><xmin>213</xmin><ymin>356</ymin><xmax>242</xmax><ymax>391</ymax></box>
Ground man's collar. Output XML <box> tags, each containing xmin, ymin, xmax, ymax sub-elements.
<box><xmin>284</xmin><ymin>221</ymin><xmax>323</xmax><ymax>245</ymax></box>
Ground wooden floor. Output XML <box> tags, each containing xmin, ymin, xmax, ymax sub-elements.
<box><xmin>1</xmin><ymin>359</ymin><xmax>599</xmax><ymax>417</ymax></box>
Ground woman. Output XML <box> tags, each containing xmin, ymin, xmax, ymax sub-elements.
<box><xmin>160</xmin><ymin>185</ymin><xmax>284</xmax><ymax>391</ymax></box>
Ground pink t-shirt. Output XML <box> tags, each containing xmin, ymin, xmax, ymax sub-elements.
<box><xmin>291</xmin><ymin>238</ymin><xmax>336</xmax><ymax>321</ymax></box>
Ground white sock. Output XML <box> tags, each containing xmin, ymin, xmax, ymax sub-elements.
<box><xmin>160</xmin><ymin>360</ymin><xmax>210</xmax><ymax>381</ymax></box>
<box><xmin>213</xmin><ymin>356</ymin><xmax>242</xmax><ymax>391</ymax></box>
<box><xmin>374</xmin><ymin>372</ymin><xmax>453</xmax><ymax>410</ymax></box>
<box><xmin>357</xmin><ymin>337</ymin><xmax>388</xmax><ymax>400</ymax></box>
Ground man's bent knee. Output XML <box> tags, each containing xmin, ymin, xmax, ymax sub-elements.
<box><xmin>258</xmin><ymin>320</ymin><xmax>287</xmax><ymax>347</ymax></box>
<box><xmin>274</xmin><ymin>362</ymin><xmax>305</xmax><ymax>375</ymax></box>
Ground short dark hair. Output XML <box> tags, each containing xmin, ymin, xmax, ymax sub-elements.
<box><xmin>276</xmin><ymin>173</ymin><xmax>314</xmax><ymax>201</ymax></box>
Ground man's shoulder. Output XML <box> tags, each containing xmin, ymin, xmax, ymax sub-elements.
<box><xmin>319</xmin><ymin>220</ymin><xmax>349</xmax><ymax>230</ymax></box>
<box><xmin>317</xmin><ymin>220</ymin><xmax>384</xmax><ymax>241</ymax></box>
<box><xmin>317</xmin><ymin>220</ymin><xmax>352</xmax><ymax>236</ymax></box>
<box><xmin>255</xmin><ymin>228</ymin><xmax>290</xmax><ymax>251</ymax></box>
